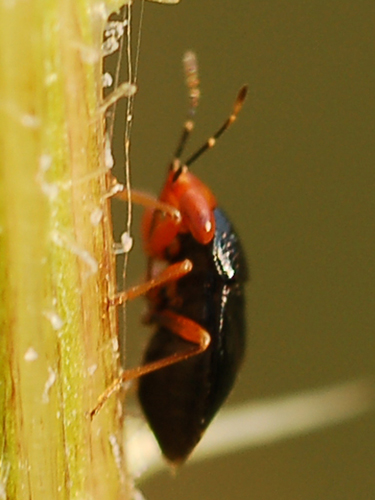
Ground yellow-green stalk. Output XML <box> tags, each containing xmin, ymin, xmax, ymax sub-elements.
<box><xmin>0</xmin><ymin>1</ymin><xmax>127</xmax><ymax>498</ymax></box>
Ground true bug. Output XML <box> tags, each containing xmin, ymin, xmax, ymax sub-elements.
<box><xmin>91</xmin><ymin>52</ymin><xmax>248</xmax><ymax>465</ymax></box>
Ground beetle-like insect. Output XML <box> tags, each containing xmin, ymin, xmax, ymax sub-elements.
<box><xmin>91</xmin><ymin>52</ymin><xmax>248</xmax><ymax>465</ymax></box>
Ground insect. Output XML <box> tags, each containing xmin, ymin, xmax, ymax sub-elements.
<box><xmin>91</xmin><ymin>52</ymin><xmax>248</xmax><ymax>465</ymax></box>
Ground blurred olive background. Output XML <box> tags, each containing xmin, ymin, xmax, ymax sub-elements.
<box><xmin>108</xmin><ymin>1</ymin><xmax>375</xmax><ymax>499</ymax></box>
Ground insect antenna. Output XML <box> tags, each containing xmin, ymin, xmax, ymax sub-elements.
<box><xmin>184</xmin><ymin>84</ymin><xmax>248</xmax><ymax>168</ymax></box>
<box><xmin>172</xmin><ymin>51</ymin><xmax>201</xmax><ymax>162</ymax></box>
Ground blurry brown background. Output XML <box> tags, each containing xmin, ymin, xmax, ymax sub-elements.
<box><xmin>109</xmin><ymin>1</ymin><xmax>375</xmax><ymax>498</ymax></box>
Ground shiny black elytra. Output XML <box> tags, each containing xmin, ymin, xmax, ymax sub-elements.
<box><xmin>139</xmin><ymin>207</ymin><xmax>247</xmax><ymax>463</ymax></box>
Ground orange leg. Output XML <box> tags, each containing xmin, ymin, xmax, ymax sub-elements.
<box><xmin>105</xmin><ymin>176</ymin><xmax>181</xmax><ymax>256</ymax></box>
<box><xmin>89</xmin><ymin>311</ymin><xmax>210</xmax><ymax>419</ymax></box>
<box><xmin>105</xmin><ymin>175</ymin><xmax>181</xmax><ymax>222</ymax></box>
<box><xmin>110</xmin><ymin>259</ymin><xmax>192</xmax><ymax>306</ymax></box>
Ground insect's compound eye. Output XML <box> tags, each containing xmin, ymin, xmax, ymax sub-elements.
<box><xmin>179</xmin><ymin>190</ymin><xmax>215</xmax><ymax>245</ymax></box>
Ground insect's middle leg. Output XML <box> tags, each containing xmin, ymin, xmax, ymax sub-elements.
<box><xmin>110</xmin><ymin>259</ymin><xmax>192</xmax><ymax>306</ymax></box>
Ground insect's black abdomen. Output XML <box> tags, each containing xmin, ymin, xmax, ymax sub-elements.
<box><xmin>138</xmin><ymin>208</ymin><xmax>247</xmax><ymax>463</ymax></box>
<box><xmin>139</xmin><ymin>328</ymin><xmax>208</xmax><ymax>462</ymax></box>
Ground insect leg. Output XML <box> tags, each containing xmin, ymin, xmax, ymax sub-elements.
<box><xmin>105</xmin><ymin>176</ymin><xmax>181</xmax><ymax>222</ymax></box>
<box><xmin>89</xmin><ymin>312</ymin><xmax>210</xmax><ymax>419</ymax></box>
<box><xmin>110</xmin><ymin>259</ymin><xmax>192</xmax><ymax>305</ymax></box>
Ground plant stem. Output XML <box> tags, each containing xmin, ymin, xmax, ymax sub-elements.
<box><xmin>0</xmin><ymin>1</ymin><xmax>127</xmax><ymax>498</ymax></box>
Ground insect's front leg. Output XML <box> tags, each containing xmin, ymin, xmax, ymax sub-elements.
<box><xmin>105</xmin><ymin>175</ymin><xmax>181</xmax><ymax>222</ymax></box>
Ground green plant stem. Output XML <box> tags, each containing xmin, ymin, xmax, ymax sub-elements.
<box><xmin>0</xmin><ymin>1</ymin><xmax>127</xmax><ymax>498</ymax></box>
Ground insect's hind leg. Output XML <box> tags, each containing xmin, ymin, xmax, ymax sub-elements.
<box><xmin>89</xmin><ymin>311</ymin><xmax>210</xmax><ymax>419</ymax></box>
